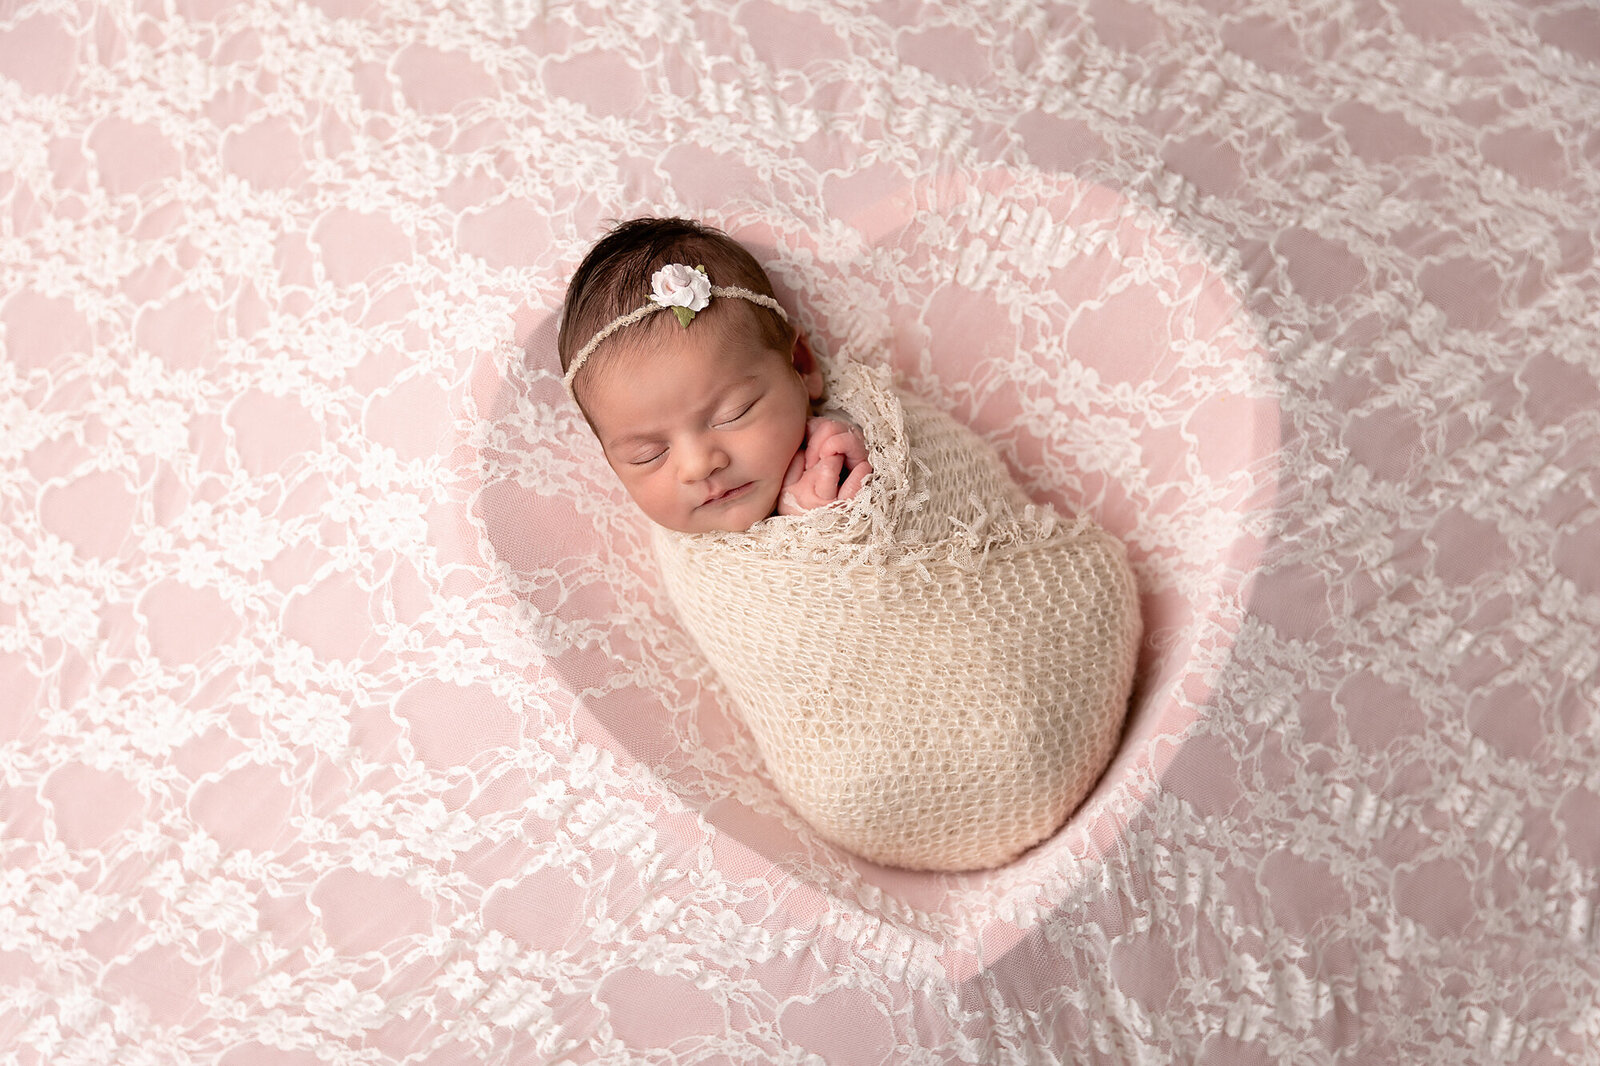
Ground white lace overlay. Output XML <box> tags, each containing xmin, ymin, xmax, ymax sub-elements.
<box><xmin>2</xmin><ymin>1</ymin><xmax>1596</xmax><ymax>1063</ymax></box>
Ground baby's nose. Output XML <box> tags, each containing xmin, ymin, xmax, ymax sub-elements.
<box><xmin>677</xmin><ymin>439</ymin><xmax>727</xmax><ymax>482</ymax></box>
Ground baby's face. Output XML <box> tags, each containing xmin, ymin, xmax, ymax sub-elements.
<box><xmin>581</xmin><ymin>305</ymin><xmax>821</xmax><ymax>533</ymax></box>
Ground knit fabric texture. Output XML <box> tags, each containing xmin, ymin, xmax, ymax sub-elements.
<box><xmin>653</xmin><ymin>358</ymin><xmax>1142</xmax><ymax>871</ymax></box>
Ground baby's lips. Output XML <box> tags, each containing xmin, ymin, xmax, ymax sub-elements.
<box><xmin>700</xmin><ymin>481</ymin><xmax>754</xmax><ymax>507</ymax></box>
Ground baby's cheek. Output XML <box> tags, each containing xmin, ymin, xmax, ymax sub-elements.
<box><xmin>755</xmin><ymin>481</ymin><xmax>785</xmax><ymax>519</ymax></box>
<box><xmin>621</xmin><ymin>472</ymin><xmax>674</xmax><ymax>526</ymax></box>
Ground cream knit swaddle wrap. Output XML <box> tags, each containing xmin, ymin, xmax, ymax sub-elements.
<box><xmin>654</xmin><ymin>359</ymin><xmax>1142</xmax><ymax>871</ymax></box>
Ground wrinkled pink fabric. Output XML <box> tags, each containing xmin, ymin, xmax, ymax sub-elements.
<box><xmin>2</xmin><ymin>1</ymin><xmax>1597</xmax><ymax>1063</ymax></box>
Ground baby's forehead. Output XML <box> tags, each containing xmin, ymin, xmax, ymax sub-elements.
<box><xmin>609</xmin><ymin>345</ymin><xmax>772</xmax><ymax>400</ymax></box>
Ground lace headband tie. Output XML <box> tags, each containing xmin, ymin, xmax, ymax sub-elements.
<box><xmin>564</xmin><ymin>263</ymin><xmax>788</xmax><ymax>401</ymax></box>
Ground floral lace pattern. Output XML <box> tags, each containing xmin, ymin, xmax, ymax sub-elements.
<box><xmin>2</xmin><ymin>0</ymin><xmax>1597</xmax><ymax>1063</ymax></box>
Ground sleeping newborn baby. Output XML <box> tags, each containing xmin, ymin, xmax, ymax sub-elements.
<box><xmin>559</xmin><ymin>217</ymin><xmax>1141</xmax><ymax>871</ymax></box>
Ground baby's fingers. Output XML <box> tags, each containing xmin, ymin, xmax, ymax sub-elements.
<box><xmin>838</xmin><ymin>458</ymin><xmax>871</xmax><ymax>501</ymax></box>
<box><xmin>835</xmin><ymin>429</ymin><xmax>868</xmax><ymax>466</ymax></box>
<box><xmin>802</xmin><ymin>419</ymin><xmax>840</xmax><ymax>470</ymax></box>
<box><xmin>810</xmin><ymin>453</ymin><xmax>844</xmax><ymax>502</ymax></box>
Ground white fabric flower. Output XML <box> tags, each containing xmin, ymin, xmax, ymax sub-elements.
<box><xmin>650</xmin><ymin>263</ymin><xmax>713</xmax><ymax>325</ymax></box>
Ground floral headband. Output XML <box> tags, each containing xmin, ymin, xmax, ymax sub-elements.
<box><xmin>563</xmin><ymin>263</ymin><xmax>788</xmax><ymax>401</ymax></box>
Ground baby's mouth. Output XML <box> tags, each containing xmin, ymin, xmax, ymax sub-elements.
<box><xmin>701</xmin><ymin>482</ymin><xmax>753</xmax><ymax>507</ymax></box>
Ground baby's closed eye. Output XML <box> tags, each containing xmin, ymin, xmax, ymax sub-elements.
<box><xmin>713</xmin><ymin>398</ymin><xmax>758</xmax><ymax>426</ymax></box>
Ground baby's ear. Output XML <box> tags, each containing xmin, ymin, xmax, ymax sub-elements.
<box><xmin>791</xmin><ymin>332</ymin><xmax>825</xmax><ymax>400</ymax></box>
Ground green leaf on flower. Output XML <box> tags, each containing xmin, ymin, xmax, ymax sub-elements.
<box><xmin>672</xmin><ymin>306</ymin><xmax>695</xmax><ymax>328</ymax></box>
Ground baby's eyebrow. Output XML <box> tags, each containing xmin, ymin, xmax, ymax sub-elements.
<box><xmin>713</xmin><ymin>376</ymin><xmax>763</xmax><ymax>405</ymax></box>
<box><xmin>709</xmin><ymin>373</ymin><xmax>761</xmax><ymax>396</ymax></box>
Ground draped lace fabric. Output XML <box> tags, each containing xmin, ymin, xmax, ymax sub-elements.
<box><xmin>654</xmin><ymin>359</ymin><xmax>1141</xmax><ymax>871</ymax></box>
<box><xmin>3</xmin><ymin>1</ymin><xmax>1599</xmax><ymax>1063</ymax></box>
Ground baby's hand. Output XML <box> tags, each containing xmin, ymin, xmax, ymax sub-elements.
<box><xmin>778</xmin><ymin>416</ymin><xmax>872</xmax><ymax>515</ymax></box>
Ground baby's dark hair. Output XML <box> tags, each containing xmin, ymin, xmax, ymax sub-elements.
<box><xmin>558</xmin><ymin>217</ymin><xmax>793</xmax><ymax>385</ymax></box>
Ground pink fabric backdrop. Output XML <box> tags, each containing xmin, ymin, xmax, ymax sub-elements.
<box><xmin>3</xmin><ymin>1</ymin><xmax>1597</xmax><ymax>1063</ymax></box>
